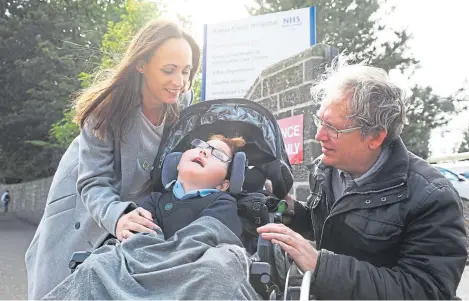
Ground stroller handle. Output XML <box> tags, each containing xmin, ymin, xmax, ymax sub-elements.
<box><xmin>300</xmin><ymin>271</ymin><xmax>313</xmax><ymax>301</ymax></box>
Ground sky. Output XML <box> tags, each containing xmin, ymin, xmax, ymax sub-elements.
<box><xmin>388</xmin><ymin>0</ymin><xmax>469</xmax><ymax>96</ymax></box>
<box><xmin>162</xmin><ymin>0</ymin><xmax>469</xmax><ymax>156</ymax></box>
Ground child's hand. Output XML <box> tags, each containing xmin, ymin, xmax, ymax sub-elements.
<box><xmin>116</xmin><ymin>207</ymin><xmax>160</xmax><ymax>241</ymax></box>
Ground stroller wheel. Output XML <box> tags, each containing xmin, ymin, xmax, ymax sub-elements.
<box><xmin>283</xmin><ymin>265</ymin><xmax>315</xmax><ymax>300</ymax></box>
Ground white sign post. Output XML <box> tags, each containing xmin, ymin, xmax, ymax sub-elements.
<box><xmin>201</xmin><ymin>7</ymin><xmax>316</xmax><ymax>101</ymax></box>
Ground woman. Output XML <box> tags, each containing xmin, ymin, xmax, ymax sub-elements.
<box><xmin>25</xmin><ymin>19</ymin><xmax>200</xmax><ymax>300</ymax></box>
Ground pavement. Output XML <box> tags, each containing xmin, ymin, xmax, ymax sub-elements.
<box><xmin>0</xmin><ymin>213</ymin><xmax>468</xmax><ymax>300</ymax></box>
<box><xmin>458</xmin><ymin>266</ymin><xmax>469</xmax><ymax>300</ymax></box>
<box><xmin>0</xmin><ymin>214</ymin><xmax>35</xmax><ymax>300</ymax></box>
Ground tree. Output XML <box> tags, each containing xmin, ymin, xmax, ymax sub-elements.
<box><xmin>246</xmin><ymin>0</ymin><xmax>465</xmax><ymax>158</ymax></box>
<box><xmin>459</xmin><ymin>127</ymin><xmax>469</xmax><ymax>153</ymax></box>
<box><xmin>0</xmin><ymin>0</ymin><xmax>125</xmax><ymax>183</ymax></box>
<box><xmin>400</xmin><ymin>86</ymin><xmax>463</xmax><ymax>158</ymax></box>
<box><xmin>247</xmin><ymin>0</ymin><xmax>416</xmax><ymax>71</ymax></box>
<box><xmin>191</xmin><ymin>72</ymin><xmax>202</xmax><ymax>104</ymax></box>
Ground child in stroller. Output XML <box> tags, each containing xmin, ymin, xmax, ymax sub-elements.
<box><xmin>148</xmin><ymin>98</ymin><xmax>295</xmax><ymax>251</ymax></box>
<box><xmin>63</xmin><ymin>99</ymin><xmax>309</xmax><ymax>300</ymax></box>
<box><xmin>135</xmin><ymin>98</ymin><xmax>304</xmax><ymax>299</ymax></box>
<box><xmin>137</xmin><ymin>134</ymin><xmax>246</xmax><ymax>240</ymax></box>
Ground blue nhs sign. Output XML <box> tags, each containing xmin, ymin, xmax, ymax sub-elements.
<box><xmin>280</xmin><ymin>7</ymin><xmax>315</xmax><ymax>47</ymax></box>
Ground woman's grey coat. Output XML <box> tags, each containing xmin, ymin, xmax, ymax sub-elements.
<box><xmin>25</xmin><ymin>111</ymin><xmax>147</xmax><ymax>300</ymax></box>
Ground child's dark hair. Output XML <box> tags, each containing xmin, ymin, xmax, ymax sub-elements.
<box><xmin>209</xmin><ymin>134</ymin><xmax>246</xmax><ymax>179</ymax></box>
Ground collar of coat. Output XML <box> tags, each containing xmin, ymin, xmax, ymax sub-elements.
<box><xmin>309</xmin><ymin>137</ymin><xmax>410</xmax><ymax>194</ymax></box>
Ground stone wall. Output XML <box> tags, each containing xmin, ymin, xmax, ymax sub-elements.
<box><xmin>245</xmin><ymin>44</ymin><xmax>339</xmax><ymax>200</ymax></box>
<box><xmin>0</xmin><ymin>177</ymin><xmax>52</xmax><ymax>225</ymax></box>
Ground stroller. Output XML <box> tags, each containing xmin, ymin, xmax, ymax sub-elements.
<box><xmin>69</xmin><ymin>98</ymin><xmax>314</xmax><ymax>300</ymax></box>
<box><xmin>151</xmin><ymin>98</ymin><xmax>294</xmax><ymax>198</ymax></box>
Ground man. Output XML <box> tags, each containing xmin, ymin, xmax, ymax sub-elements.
<box><xmin>1</xmin><ymin>190</ymin><xmax>10</xmax><ymax>214</ymax></box>
<box><xmin>258</xmin><ymin>63</ymin><xmax>468</xmax><ymax>299</ymax></box>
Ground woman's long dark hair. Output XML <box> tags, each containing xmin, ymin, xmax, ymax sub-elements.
<box><xmin>73</xmin><ymin>19</ymin><xmax>201</xmax><ymax>141</ymax></box>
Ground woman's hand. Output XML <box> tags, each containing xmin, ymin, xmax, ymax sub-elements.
<box><xmin>116</xmin><ymin>207</ymin><xmax>160</xmax><ymax>241</ymax></box>
<box><xmin>257</xmin><ymin>223</ymin><xmax>319</xmax><ymax>273</ymax></box>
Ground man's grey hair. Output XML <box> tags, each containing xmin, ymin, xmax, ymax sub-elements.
<box><xmin>311</xmin><ymin>57</ymin><xmax>407</xmax><ymax>145</ymax></box>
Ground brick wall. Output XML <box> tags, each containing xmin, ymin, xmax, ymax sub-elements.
<box><xmin>245</xmin><ymin>44</ymin><xmax>339</xmax><ymax>200</ymax></box>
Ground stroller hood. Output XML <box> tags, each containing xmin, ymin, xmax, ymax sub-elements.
<box><xmin>152</xmin><ymin>98</ymin><xmax>293</xmax><ymax>198</ymax></box>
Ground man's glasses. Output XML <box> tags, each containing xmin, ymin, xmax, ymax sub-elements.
<box><xmin>190</xmin><ymin>139</ymin><xmax>232</xmax><ymax>163</ymax></box>
<box><xmin>312</xmin><ymin>115</ymin><xmax>361</xmax><ymax>139</ymax></box>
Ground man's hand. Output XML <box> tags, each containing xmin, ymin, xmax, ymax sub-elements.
<box><xmin>116</xmin><ymin>207</ymin><xmax>160</xmax><ymax>241</ymax></box>
<box><xmin>257</xmin><ymin>223</ymin><xmax>319</xmax><ymax>272</ymax></box>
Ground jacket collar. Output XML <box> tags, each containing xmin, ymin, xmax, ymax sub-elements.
<box><xmin>313</xmin><ymin>137</ymin><xmax>410</xmax><ymax>192</ymax></box>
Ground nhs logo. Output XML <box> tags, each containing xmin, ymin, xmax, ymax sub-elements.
<box><xmin>282</xmin><ymin>16</ymin><xmax>302</xmax><ymax>27</ymax></box>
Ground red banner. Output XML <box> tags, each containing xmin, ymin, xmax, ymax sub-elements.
<box><xmin>278</xmin><ymin>114</ymin><xmax>304</xmax><ymax>164</ymax></box>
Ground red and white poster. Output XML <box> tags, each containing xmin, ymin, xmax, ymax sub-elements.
<box><xmin>278</xmin><ymin>114</ymin><xmax>304</xmax><ymax>164</ymax></box>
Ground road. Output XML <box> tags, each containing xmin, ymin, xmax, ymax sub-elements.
<box><xmin>459</xmin><ymin>266</ymin><xmax>469</xmax><ymax>300</ymax></box>
<box><xmin>0</xmin><ymin>214</ymin><xmax>468</xmax><ymax>300</ymax></box>
<box><xmin>0</xmin><ymin>214</ymin><xmax>35</xmax><ymax>300</ymax></box>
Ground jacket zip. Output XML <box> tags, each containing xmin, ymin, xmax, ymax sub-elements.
<box><xmin>317</xmin><ymin>181</ymin><xmax>405</xmax><ymax>249</ymax></box>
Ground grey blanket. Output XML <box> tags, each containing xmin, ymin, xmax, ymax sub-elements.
<box><xmin>43</xmin><ymin>216</ymin><xmax>261</xmax><ymax>300</ymax></box>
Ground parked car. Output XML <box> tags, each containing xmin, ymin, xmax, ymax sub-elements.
<box><xmin>437</xmin><ymin>161</ymin><xmax>469</xmax><ymax>179</ymax></box>
<box><xmin>434</xmin><ymin>165</ymin><xmax>469</xmax><ymax>201</ymax></box>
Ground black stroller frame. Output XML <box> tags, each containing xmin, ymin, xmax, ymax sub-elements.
<box><xmin>69</xmin><ymin>98</ymin><xmax>315</xmax><ymax>300</ymax></box>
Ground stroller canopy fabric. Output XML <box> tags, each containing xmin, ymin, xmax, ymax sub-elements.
<box><xmin>152</xmin><ymin>98</ymin><xmax>293</xmax><ymax>198</ymax></box>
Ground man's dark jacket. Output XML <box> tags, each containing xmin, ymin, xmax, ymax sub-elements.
<box><xmin>290</xmin><ymin>138</ymin><xmax>468</xmax><ymax>300</ymax></box>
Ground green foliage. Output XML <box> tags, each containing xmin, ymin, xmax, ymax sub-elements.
<box><xmin>0</xmin><ymin>0</ymin><xmax>195</xmax><ymax>183</ymax></box>
<box><xmin>50</xmin><ymin>109</ymin><xmax>81</xmax><ymax>147</ymax></box>
<box><xmin>247</xmin><ymin>0</ymin><xmax>465</xmax><ymax>159</ymax></box>
<box><xmin>192</xmin><ymin>71</ymin><xmax>202</xmax><ymax>104</ymax></box>
<box><xmin>100</xmin><ymin>0</ymin><xmax>165</xmax><ymax>68</ymax></box>
<box><xmin>401</xmin><ymin>86</ymin><xmax>455</xmax><ymax>158</ymax></box>
<box><xmin>459</xmin><ymin>127</ymin><xmax>469</xmax><ymax>153</ymax></box>
<box><xmin>0</xmin><ymin>0</ymin><xmax>126</xmax><ymax>182</ymax></box>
